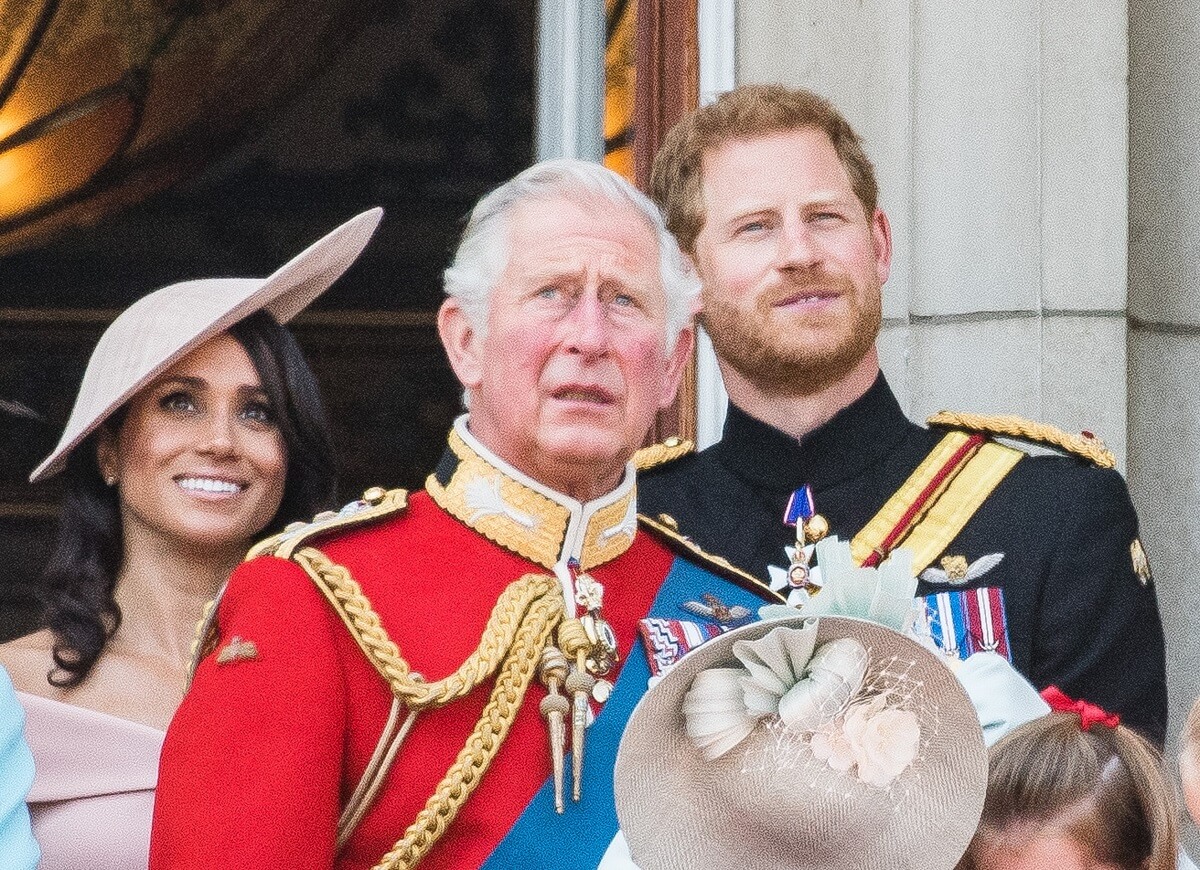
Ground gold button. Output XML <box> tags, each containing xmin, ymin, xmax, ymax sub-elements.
<box><xmin>363</xmin><ymin>486</ymin><xmax>386</xmax><ymax>505</ymax></box>
<box><xmin>657</xmin><ymin>513</ymin><xmax>679</xmax><ymax>530</ymax></box>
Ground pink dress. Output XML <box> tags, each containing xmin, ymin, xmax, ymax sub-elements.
<box><xmin>18</xmin><ymin>692</ymin><xmax>164</xmax><ymax>870</ymax></box>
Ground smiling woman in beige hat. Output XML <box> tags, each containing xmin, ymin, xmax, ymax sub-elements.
<box><xmin>0</xmin><ymin>207</ymin><xmax>382</xmax><ymax>870</ymax></box>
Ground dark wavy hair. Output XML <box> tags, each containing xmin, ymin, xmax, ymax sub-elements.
<box><xmin>40</xmin><ymin>310</ymin><xmax>336</xmax><ymax>687</ymax></box>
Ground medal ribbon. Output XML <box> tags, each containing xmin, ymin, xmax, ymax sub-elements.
<box><xmin>783</xmin><ymin>484</ymin><xmax>816</xmax><ymax>528</ymax></box>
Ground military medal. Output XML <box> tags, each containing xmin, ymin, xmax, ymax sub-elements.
<box><xmin>575</xmin><ymin>572</ymin><xmax>619</xmax><ymax>677</ymax></box>
<box><xmin>782</xmin><ymin>485</ymin><xmax>828</xmax><ymax>596</ymax></box>
<box><xmin>570</xmin><ymin>561</ymin><xmax>620</xmax><ymax>678</ymax></box>
<box><xmin>918</xmin><ymin>552</ymin><xmax>1004</xmax><ymax>587</ymax></box>
<box><xmin>681</xmin><ymin>593</ymin><xmax>753</xmax><ymax>628</ymax></box>
<box><xmin>925</xmin><ymin>586</ymin><xmax>1012</xmax><ymax>661</ymax></box>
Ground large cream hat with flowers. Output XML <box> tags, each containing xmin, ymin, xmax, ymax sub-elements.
<box><xmin>614</xmin><ymin>614</ymin><xmax>987</xmax><ymax>870</ymax></box>
<box><xmin>30</xmin><ymin>207</ymin><xmax>383</xmax><ymax>482</ymax></box>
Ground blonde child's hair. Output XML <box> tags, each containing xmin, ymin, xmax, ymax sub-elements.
<box><xmin>958</xmin><ymin>712</ymin><xmax>1177</xmax><ymax>870</ymax></box>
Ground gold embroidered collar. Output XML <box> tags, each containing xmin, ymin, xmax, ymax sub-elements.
<box><xmin>426</xmin><ymin>418</ymin><xmax>638</xmax><ymax>572</ymax></box>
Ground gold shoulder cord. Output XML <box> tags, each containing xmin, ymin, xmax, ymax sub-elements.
<box><xmin>290</xmin><ymin>547</ymin><xmax>565</xmax><ymax>870</ymax></box>
<box><xmin>187</xmin><ymin>488</ymin><xmax>412</xmax><ymax>687</ymax></box>
<box><xmin>927</xmin><ymin>410</ymin><xmax>1116</xmax><ymax>469</ymax></box>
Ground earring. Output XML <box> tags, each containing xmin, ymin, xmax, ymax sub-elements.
<box><xmin>105</xmin><ymin>475</ymin><xmax>117</xmax><ymax>487</ymax></box>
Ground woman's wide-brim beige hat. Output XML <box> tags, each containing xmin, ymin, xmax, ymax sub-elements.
<box><xmin>30</xmin><ymin>207</ymin><xmax>383</xmax><ymax>482</ymax></box>
<box><xmin>614</xmin><ymin>614</ymin><xmax>987</xmax><ymax>870</ymax></box>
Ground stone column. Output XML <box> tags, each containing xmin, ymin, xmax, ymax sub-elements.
<box><xmin>1129</xmin><ymin>0</ymin><xmax>1200</xmax><ymax>756</ymax></box>
<box><xmin>535</xmin><ymin>0</ymin><xmax>605</xmax><ymax>161</ymax></box>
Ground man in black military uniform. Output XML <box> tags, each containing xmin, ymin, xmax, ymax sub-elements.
<box><xmin>638</xmin><ymin>84</ymin><xmax>1167</xmax><ymax>744</ymax></box>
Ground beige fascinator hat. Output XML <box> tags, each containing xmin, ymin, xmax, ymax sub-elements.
<box><xmin>30</xmin><ymin>207</ymin><xmax>383</xmax><ymax>483</ymax></box>
<box><xmin>614</xmin><ymin>614</ymin><xmax>987</xmax><ymax>870</ymax></box>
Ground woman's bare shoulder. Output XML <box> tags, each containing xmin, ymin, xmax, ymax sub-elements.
<box><xmin>0</xmin><ymin>629</ymin><xmax>56</xmax><ymax>695</ymax></box>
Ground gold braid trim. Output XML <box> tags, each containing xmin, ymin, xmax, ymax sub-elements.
<box><xmin>632</xmin><ymin>437</ymin><xmax>694</xmax><ymax>471</ymax></box>
<box><xmin>288</xmin><ymin>547</ymin><xmax>566</xmax><ymax>868</ymax></box>
<box><xmin>636</xmin><ymin>513</ymin><xmax>785</xmax><ymax>603</ymax></box>
<box><xmin>371</xmin><ymin>579</ymin><xmax>565</xmax><ymax>870</ymax></box>
<box><xmin>927</xmin><ymin>410</ymin><xmax>1116</xmax><ymax>469</ymax></box>
<box><xmin>185</xmin><ymin>596</ymin><xmax>221</xmax><ymax>690</ymax></box>
<box><xmin>247</xmin><ymin>488</ymin><xmax>409</xmax><ymax>562</ymax></box>
<box><xmin>293</xmin><ymin>547</ymin><xmax>561</xmax><ymax>711</ymax></box>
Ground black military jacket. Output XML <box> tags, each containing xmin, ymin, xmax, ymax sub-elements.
<box><xmin>639</xmin><ymin>374</ymin><xmax>1168</xmax><ymax>744</ymax></box>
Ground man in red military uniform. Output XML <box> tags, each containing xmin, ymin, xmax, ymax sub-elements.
<box><xmin>150</xmin><ymin>160</ymin><xmax>780</xmax><ymax>870</ymax></box>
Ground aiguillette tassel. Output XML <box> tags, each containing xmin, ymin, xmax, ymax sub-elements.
<box><xmin>566</xmin><ymin>662</ymin><xmax>596</xmax><ymax>802</ymax></box>
<box><xmin>538</xmin><ymin>647</ymin><xmax>571</xmax><ymax>813</ymax></box>
<box><xmin>557</xmin><ymin>619</ymin><xmax>597</xmax><ymax>803</ymax></box>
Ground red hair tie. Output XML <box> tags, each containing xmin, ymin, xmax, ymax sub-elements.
<box><xmin>1040</xmin><ymin>685</ymin><xmax>1120</xmax><ymax>731</ymax></box>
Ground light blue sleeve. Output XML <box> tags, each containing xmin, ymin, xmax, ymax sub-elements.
<box><xmin>0</xmin><ymin>667</ymin><xmax>39</xmax><ymax>870</ymax></box>
<box><xmin>955</xmin><ymin>651</ymin><xmax>1051</xmax><ymax>747</ymax></box>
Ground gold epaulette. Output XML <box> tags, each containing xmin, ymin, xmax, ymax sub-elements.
<box><xmin>927</xmin><ymin>410</ymin><xmax>1116</xmax><ymax>469</ymax></box>
<box><xmin>246</xmin><ymin>486</ymin><xmax>410</xmax><ymax>562</ymax></box>
<box><xmin>637</xmin><ymin>512</ymin><xmax>784</xmax><ymax>604</ymax></box>
<box><xmin>188</xmin><ymin>487</ymin><xmax>410</xmax><ymax>690</ymax></box>
<box><xmin>633</xmin><ymin>436</ymin><xmax>694</xmax><ymax>472</ymax></box>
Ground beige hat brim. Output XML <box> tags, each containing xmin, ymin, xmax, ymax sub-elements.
<box><xmin>614</xmin><ymin>615</ymin><xmax>987</xmax><ymax>870</ymax></box>
<box><xmin>30</xmin><ymin>207</ymin><xmax>383</xmax><ymax>482</ymax></box>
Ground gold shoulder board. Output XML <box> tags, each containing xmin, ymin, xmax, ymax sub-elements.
<box><xmin>637</xmin><ymin>512</ymin><xmax>784</xmax><ymax>604</ymax></box>
<box><xmin>926</xmin><ymin>410</ymin><xmax>1116</xmax><ymax>469</ymax></box>
<box><xmin>190</xmin><ymin>489</ymin><xmax>408</xmax><ymax>690</ymax></box>
<box><xmin>633</xmin><ymin>437</ymin><xmax>695</xmax><ymax>472</ymax></box>
<box><xmin>246</xmin><ymin>486</ymin><xmax>410</xmax><ymax>562</ymax></box>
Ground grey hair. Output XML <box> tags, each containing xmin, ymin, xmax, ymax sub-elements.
<box><xmin>443</xmin><ymin>158</ymin><xmax>699</xmax><ymax>351</ymax></box>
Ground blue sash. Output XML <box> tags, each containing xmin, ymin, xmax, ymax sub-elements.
<box><xmin>481</xmin><ymin>557</ymin><xmax>767</xmax><ymax>868</ymax></box>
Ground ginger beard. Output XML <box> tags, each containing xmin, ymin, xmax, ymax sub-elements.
<box><xmin>700</xmin><ymin>265</ymin><xmax>882</xmax><ymax>397</ymax></box>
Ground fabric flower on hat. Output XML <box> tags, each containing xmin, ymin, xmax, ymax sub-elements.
<box><xmin>682</xmin><ymin>617</ymin><xmax>922</xmax><ymax>788</ymax></box>
<box><xmin>807</xmin><ymin>696</ymin><xmax>921</xmax><ymax>788</ymax></box>
<box><xmin>799</xmin><ymin>538</ymin><xmax>917</xmax><ymax>632</ymax></box>
<box><xmin>842</xmin><ymin>696</ymin><xmax>921</xmax><ymax>788</ymax></box>
<box><xmin>809</xmin><ymin>716</ymin><xmax>856</xmax><ymax>773</ymax></box>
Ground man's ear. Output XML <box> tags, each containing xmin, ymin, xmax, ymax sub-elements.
<box><xmin>437</xmin><ymin>297</ymin><xmax>484</xmax><ymax>390</ymax></box>
<box><xmin>658</xmin><ymin>324</ymin><xmax>695</xmax><ymax>409</ymax></box>
<box><xmin>870</xmin><ymin>207</ymin><xmax>893</xmax><ymax>287</ymax></box>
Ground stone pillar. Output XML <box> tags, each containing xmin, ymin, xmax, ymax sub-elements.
<box><xmin>535</xmin><ymin>0</ymin><xmax>605</xmax><ymax>161</ymax></box>
<box><xmin>1129</xmin><ymin>0</ymin><xmax>1200</xmax><ymax>757</ymax></box>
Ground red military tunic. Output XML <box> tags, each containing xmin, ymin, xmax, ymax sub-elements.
<box><xmin>150</xmin><ymin>422</ymin><xmax>693</xmax><ymax>869</ymax></box>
